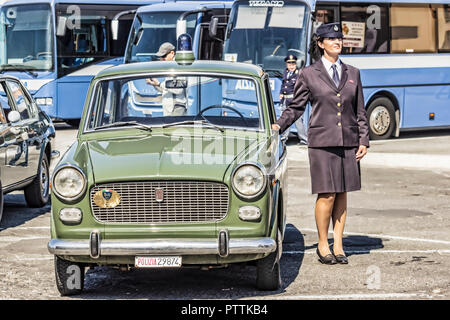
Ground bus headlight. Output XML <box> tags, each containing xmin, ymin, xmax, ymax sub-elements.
<box><xmin>232</xmin><ymin>163</ymin><xmax>266</xmax><ymax>199</ymax></box>
<box><xmin>52</xmin><ymin>165</ymin><xmax>87</xmax><ymax>201</ymax></box>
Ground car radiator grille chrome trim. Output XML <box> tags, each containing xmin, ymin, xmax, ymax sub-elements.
<box><xmin>90</xmin><ymin>181</ymin><xmax>229</xmax><ymax>224</ymax></box>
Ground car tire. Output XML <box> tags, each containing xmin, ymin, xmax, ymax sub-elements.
<box><xmin>0</xmin><ymin>181</ymin><xmax>4</xmax><ymax>223</ymax></box>
<box><xmin>256</xmin><ymin>229</ymin><xmax>282</xmax><ymax>291</ymax></box>
<box><xmin>367</xmin><ymin>97</ymin><xmax>396</xmax><ymax>140</ymax></box>
<box><xmin>54</xmin><ymin>256</ymin><xmax>85</xmax><ymax>296</ymax></box>
<box><xmin>24</xmin><ymin>153</ymin><xmax>50</xmax><ymax>208</ymax></box>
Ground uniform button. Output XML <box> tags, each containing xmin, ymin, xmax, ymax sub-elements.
<box><xmin>337</xmin><ymin>93</ymin><xmax>341</xmax><ymax>97</ymax></box>
<box><xmin>337</xmin><ymin>112</ymin><xmax>341</xmax><ymax>116</ymax></box>
<box><xmin>338</xmin><ymin>122</ymin><xmax>342</xmax><ymax>126</ymax></box>
<box><xmin>337</xmin><ymin>103</ymin><xmax>341</xmax><ymax>107</ymax></box>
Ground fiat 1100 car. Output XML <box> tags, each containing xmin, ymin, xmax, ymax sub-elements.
<box><xmin>48</xmin><ymin>57</ymin><xmax>288</xmax><ymax>295</ymax></box>
<box><xmin>0</xmin><ymin>75</ymin><xmax>56</xmax><ymax>223</ymax></box>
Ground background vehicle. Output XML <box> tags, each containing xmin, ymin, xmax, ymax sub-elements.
<box><xmin>48</xmin><ymin>54</ymin><xmax>288</xmax><ymax>295</ymax></box>
<box><xmin>121</xmin><ymin>0</ymin><xmax>232</xmax><ymax>113</ymax></box>
<box><xmin>315</xmin><ymin>0</ymin><xmax>450</xmax><ymax>139</ymax></box>
<box><xmin>123</xmin><ymin>0</ymin><xmax>232</xmax><ymax>64</ymax></box>
<box><xmin>0</xmin><ymin>75</ymin><xmax>56</xmax><ymax>223</ymax></box>
<box><xmin>222</xmin><ymin>0</ymin><xmax>314</xmax><ymax>138</ymax></box>
<box><xmin>0</xmin><ymin>0</ymin><xmax>162</xmax><ymax>127</ymax></box>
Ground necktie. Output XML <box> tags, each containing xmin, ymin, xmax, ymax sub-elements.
<box><xmin>331</xmin><ymin>64</ymin><xmax>340</xmax><ymax>87</ymax></box>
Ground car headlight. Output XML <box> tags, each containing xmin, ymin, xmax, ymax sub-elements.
<box><xmin>52</xmin><ymin>165</ymin><xmax>87</xmax><ymax>201</ymax></box>
<box><xmin>232</xmin><ymin>163</ymin><xmax>266</xmax><ymax>199</ymax></box>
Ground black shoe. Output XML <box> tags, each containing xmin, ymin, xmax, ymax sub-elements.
<box><xmin>316</xmin><ymin>248</ymin><xmax>337</xmax><ymax>265</ymax></box>
<box><xmin>334</xmin><ymin>253</ymin><xmax>348</xmax><ymax>264</ymax></box>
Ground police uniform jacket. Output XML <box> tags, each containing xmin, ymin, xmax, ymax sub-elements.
<box><xmin>280</xmin><ymin>68</ymin><xmax>299</xmax><ymax>100</ymax></box>
<box><xmin>276</xmin><ymin>59</ymin><xmax>370</xmax><ymax>148</ymax></box>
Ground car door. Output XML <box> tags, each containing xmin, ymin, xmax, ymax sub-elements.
<box><xmin>1</xmin><ymin>79</ymin><xmax>41</xmax><ymax>187</ymax></box>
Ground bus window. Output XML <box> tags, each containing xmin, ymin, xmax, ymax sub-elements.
<box><xmin>340</xmin><ymin>3</ymin><xmax>389</xmax><ymax>54</ymax></box>
<box><xmin>390</xmin><ymin>4</ymin><xmax>437</xmax><ymax>53</ymax></box>
<box><xmin>437</xmin><ymin>5</ymin><xmax>450</xmax><ymax>52</ymax></box>
<box><xmin>313</xmin><ymin>8</ymin><xmax>337</xmax><ymax>34</ymax></box>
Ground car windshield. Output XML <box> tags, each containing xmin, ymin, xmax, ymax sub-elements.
<box><xmin>87</xmin><ymin>73</ymin><xmax>263</xmax><ymax>131</ymax></box>
<box><xmin>125</xmin><ymin>12</ymin><xmax>196</xmax><ymax>63</ymax></box>
<box><xmin>0</xmin><ymin>4</ymin><xmax>53</xmax><ymax>71</ymax></box>
<box><xmin>223</xmin><ymin>0</ymin><xmax>309</xmax><ymax>75</ymax></box>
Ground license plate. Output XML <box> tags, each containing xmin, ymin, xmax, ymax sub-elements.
<box><xmin>135</xmin><ymin>256</ymin><xmax>182</xmax><ymax>268</ymax></box>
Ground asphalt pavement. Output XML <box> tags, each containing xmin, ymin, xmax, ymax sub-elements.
<box><xmin>0</xmin><ymin>124</ymin><xmax>449</xmax><ymax>300</ymax></box>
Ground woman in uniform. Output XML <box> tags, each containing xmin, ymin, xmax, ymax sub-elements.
<box><xmin>272</xmin><ymin>22</ymin><xmax>370</xmax><ymax>264</ymax></box>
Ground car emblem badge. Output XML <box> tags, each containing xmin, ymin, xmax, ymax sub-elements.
<box><xmin>94</xmin><ymin>189</ymin><xmax>121</xmax><ymax>208</ymax></box>
<box><xmin>155</xmin><ymin>188</ymin><xmax>164</xmax><ymax>202</ymax></box>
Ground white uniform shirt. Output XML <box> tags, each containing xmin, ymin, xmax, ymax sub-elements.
<box><xmin>321</xmin><ymin>56</ymin><xmax>342</xmax><ymax>82</ymax></box>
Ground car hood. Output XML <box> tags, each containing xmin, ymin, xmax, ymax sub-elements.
<box><xmin>87</xmin><ymin>133</ymin><xmax>265</xmax><ymax>183</ymax></box>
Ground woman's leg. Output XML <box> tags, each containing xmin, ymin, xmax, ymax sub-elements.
<box><xmin>315</xmin><ymin>193</ymin><xmax>336</xmax><ymax>255</ymax></box>
<box><xmin>332</xmin><ymin>192</ymin><xmax>347</xmax><ymax>255</ymax></box>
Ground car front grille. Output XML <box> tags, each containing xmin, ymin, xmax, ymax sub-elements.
<box><xmin>90</xmin><ymin>181</ymin><xmax>229</xmax><ymax>224</ymax></box>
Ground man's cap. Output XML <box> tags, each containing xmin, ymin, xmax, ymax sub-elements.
<box><xmin>316</xmin><ymin>22</ymin><xmax>343</xmax><ymax>38</ymax></box>
<box><xmin>284</xmin><ymin>54</ymin><xmax>297</xmax><ymax>63</ymax></box>
<box><xmin>155</xmin><ymin>42</ymin><xmax>175</xmax><ymax>57</ymax></box>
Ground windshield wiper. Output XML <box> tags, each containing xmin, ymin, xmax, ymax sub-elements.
<box><xmin>94</xmin><ymin>121</ymin><xmax>153</xmax><ymax>132</ymax></box>
<box><xmin>0</xmin><ymin>64</ymin><xmax>38</xmax><ymax>78</ymax></box>
<box><xmin>162</xmin><ymin>120</ymin><xmax>224</xmax><ymax>133</ymax></box>
<box><xmin>264</xmin><ymin>69</ymin><xmax>283</xmax><ymax>78</ymax></box>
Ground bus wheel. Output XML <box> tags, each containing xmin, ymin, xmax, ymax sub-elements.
<box><xmin>367</xmin><ymin>97</ymin><xmax>396</xmax><ymax>140</ymax></box>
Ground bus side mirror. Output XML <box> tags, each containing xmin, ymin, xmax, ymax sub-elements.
<box><xmin>111</xmin><ymin>19</ymin><xmax>119</xmax><ymax>41</ymax></box>
<box><xmin>56</xmin><ymin>16</ymin><xmax>67</xmax><ymax>37</ymax></box>
<box><xmin>176</xmin><ymin>19</ymin><xmax>187</xmax><ymax>40</ymax></box>
<box><xmin>209</xmin><ymin>17</ymin><xmax>219</xmax><ymax>39</ymax></box>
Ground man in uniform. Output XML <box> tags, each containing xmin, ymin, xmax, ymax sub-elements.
<box><xmin>280</xmin><ymin>54</ymin><xmax>308</xmax><ymax>144</ymax></box>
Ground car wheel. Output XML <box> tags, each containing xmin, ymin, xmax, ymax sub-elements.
<box><xmin>24</xmin><ymin>153</ymin><xmax>50</xmax><ymax>208</ymax></box>
<box><xmin>54</xmin><ymin>256</ymin><xmax>85</xmax><ymax>296</ymax></box>
<box><xmin>0</xmin><ymin>181</ymin><xmax>4</xmax><ymax>223</ymax></box>
<box><xmin>367</xmin><ymin>97</ymin><xmax>396</xmax><ymax>140</ymax></box>
<box><xmin>256</xmin><ymin>229</ymin><xmax>282</xmax><ymax>291</ymax></box>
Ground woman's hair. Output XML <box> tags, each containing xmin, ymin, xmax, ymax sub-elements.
<box><xmin>309</xmin><ymin>34</ymin><xmax>324</xmax><ymax>63</ymax></box>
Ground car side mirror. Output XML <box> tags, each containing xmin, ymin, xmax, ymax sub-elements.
<box><xmin>56</xmin><ymin>16</ymin><xmax>67</xmax><ymax>37</ymax></box>
<box><xmin>8</xmin><ymin>110</ymin><xmax>21</xmax><ymax>123</ymax></box>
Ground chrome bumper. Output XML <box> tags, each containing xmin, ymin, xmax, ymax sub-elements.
<box><xmin>48</xmin><ymin>237</ymin><xmax>276</xmax><ymax>258</ymax></box>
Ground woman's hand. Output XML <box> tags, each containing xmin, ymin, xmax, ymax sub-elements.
<box><xmin>356</xmin><ymin>145</ymin><xmax>368</xmax><ymax>162</ymax></box>
<box><xmin>272</xmin><ymin>124</ymin><xmax>281</xmax><ymax>131</ymax></box>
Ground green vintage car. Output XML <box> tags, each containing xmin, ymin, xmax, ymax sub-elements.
<box><xmin>48</xmin><ymin>54</ymin><xmax>288</xmax><ymax>295</ymax></box>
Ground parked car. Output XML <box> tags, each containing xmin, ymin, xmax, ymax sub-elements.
<box><xmin>48</xmin><ymin>52</ymin><xmax>288</xmax><ymax>295</ymax></box>
<box><xmin>0</xmin><ymin>75</ymin><xmax>56</xmax><ymax>222</ymax></box>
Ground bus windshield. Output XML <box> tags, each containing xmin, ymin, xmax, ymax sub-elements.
<box><xmin>223</xmin><ymin>0</ymin><xmax>309</xmax><ymax>76</ymax></box>
<box><xmin>125</xmin><ymin>12</ymin><xmax>196</xmax><ymax>63</ymax></box>
<box><xmin>0</xmin><ymin>4</ymin><xmax>53</xmax><ymax>72</ymax></box>
<box><xmin>56</xmin><ymin>4</ymin><xmax>137</xmax><ymax>77</ymax></box>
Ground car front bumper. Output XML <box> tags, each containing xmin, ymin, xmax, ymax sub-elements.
<box><xmin>48</xmin><ymin>236</ymin><xmax>276</xmax><ymax>258</ymax></box>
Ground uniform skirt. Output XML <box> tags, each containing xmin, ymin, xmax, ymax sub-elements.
<box><xmin>308</xmin><ymin>147</ymin><xmax>361</xmax><ymax>194</ymax></box>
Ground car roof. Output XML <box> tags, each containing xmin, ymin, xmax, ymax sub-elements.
<box><xmin>94</xmin><ymin>60</ymin><xmax>264</xmax><ymax>80</ymax></box>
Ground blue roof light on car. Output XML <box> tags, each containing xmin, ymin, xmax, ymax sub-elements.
<box><xmin>175</xmin><ymin>33</ymin><xmax>195</xmax><ymax>65</ymax></box>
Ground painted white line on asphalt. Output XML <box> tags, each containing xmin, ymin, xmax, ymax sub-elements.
<box><xmin>265</xmin><ymin>293</ymin><xmax>437</xmax><ymax>300</ymax></box>
<box><xmin>0</xmin><ymin>226</ymin><xmax>50</xmax><ymax>231</ymax></box>
<box><xmin>283</xmin><ymin>249</ymin><xmax>450</xmax><ymax>255</ymax></box>
<box><xmin>0</xmin><ymin>236</ymin><xmax>48</xmax><ymax>242</ymax></box>
<box><xmin>299</xmin><ymin>228</ymin><xmax>450</xmax><ymax>245</ymax></box>
<box><xmin>362</xmin><ymin>153</ymin><xmax>450</xmax><ymax>171</ymax></box>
